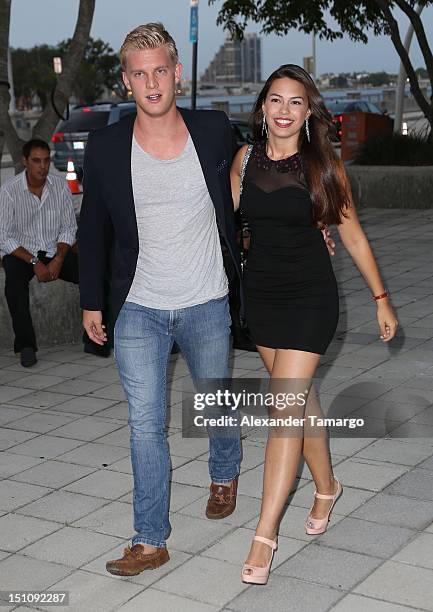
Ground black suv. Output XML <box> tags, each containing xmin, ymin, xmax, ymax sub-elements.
<box><xmin>52</xmin><ymin>101</ymin><xmax>252</xmax><ymax>171</ymax></box>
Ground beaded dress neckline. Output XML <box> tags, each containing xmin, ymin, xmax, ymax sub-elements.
<box><xmin>252</xmin><ymin>140</ymin><xmax>303</xmax><ymax>173</ymax></box>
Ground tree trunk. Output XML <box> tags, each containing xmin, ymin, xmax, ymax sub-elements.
<box><xmin>376</xmin><ymin>0</ymin><xmax>433</xmax><ymax>134</ymax></box>
<box><xmin>32</xmin><ymin>0</ymin><xmax>95</xmax><ymax>143</ymax></box>
<box><xmin>0</xmin><ymin>0</ymin><xmax>95</xmax><ymax>182</ymax></box>
<box><xmin>0</xmin><ymin>0</ymin><xmax>23</xmax><ymax>178</ymax></box>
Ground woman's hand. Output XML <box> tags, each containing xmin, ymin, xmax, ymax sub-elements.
<box><xmin>376</xmin><ymin>300</ymin><xmax>398</xmax><ymax>342</ymax></box>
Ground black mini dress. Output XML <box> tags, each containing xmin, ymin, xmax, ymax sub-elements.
<box><xmin>240</xmin><ymin>141</ymin><xmax>339</xmax><ymax>355</ymax></box>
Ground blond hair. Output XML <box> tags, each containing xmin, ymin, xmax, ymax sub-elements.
<box><xmin>120</xmin><ymin>23</ymin><xmax>179</xmax><ymax>69</ymax></box>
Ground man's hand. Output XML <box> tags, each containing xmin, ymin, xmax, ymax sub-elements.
<box><xmin>46</xmin><ymin>255</ymin><xmax>63</xmax><ymax>281</ymax></box>
<box><xmin>83</xmin><ymin>310</ymin><xmax>107</xmax><ymax>346</ymax></box>
<box><xmin>321</xmin><ymin>227</ymin><xmax>335</xmax><ymax>256</ymax></box>
<box><xmin>34</xmin><ymin>261</ymin><xmax>52</xmax><ymax>283</ymax></box>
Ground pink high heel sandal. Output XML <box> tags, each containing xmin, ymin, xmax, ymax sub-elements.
<box><xmin>305</xmin><ymin>478</ymin><xmax>342</xmax><ymax>535</ymax></box>
<box><xmin>241</xmin><ymin>535</ymin><xmax>278</xmax><ymax>585</ymax></box>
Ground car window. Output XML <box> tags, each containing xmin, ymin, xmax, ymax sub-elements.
<box><xmin>344</xmin><ymin>102</ymin><xmax>357</xmax><ymax>112</ymax></box>
<box><xmin>119</xmin><ymin>106</ymin><xmax>136</xmax><ymax>119</ymax></box>
<box><xmin>57</xmin><ymin>111</ymin><xmax>110</xmax><ymax>132</ymax></box>
<box><xmin>232</xmin><ymin>122</ymin><xmax>252</xmax><ymax>142</ymax></box>
<box><xmin>367</xmin><ymin>102</ymin><xmax>381</xmax><ymax>114</ymax></box>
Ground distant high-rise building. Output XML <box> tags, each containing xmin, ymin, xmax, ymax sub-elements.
<box><xmin>202</xmin><ymin>33</ymin><xmax>261</xmax><ymax>84</ymax></box>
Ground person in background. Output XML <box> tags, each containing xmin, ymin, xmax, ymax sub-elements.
<box><xmin>0</xmin><ymin>139</ymin><xmax>108</xmax><ymax>367</ymax></box>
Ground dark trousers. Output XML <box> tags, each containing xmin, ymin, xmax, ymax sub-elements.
<box><xmin>2</xmin><ymin>250</ymin><xmax>88</xmax><ymax>353</ymax></box>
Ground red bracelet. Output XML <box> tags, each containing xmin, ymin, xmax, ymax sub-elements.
<box><xmin>373</xmin><ymin>291</ymin><xmax>389</xmax><ymax>301</ymax></box>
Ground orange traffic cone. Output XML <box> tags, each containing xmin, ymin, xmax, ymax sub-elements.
<box><xmin>66</xmin><ymin>160</ymin><xmax>82</xmax><ymax>195</ymax></box>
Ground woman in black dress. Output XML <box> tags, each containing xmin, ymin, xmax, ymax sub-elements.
<box><xmin>231</xmin><ymin>65</ymin><xmax>398</xmax><ymax>585</ymax></box>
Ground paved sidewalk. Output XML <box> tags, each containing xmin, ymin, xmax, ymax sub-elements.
<box><xmin>0</xmin><ymin>208</ymin><xmax>432</xmax><ymax>612</ymax></box>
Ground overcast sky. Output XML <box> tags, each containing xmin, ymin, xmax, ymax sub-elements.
<box><xmin>9</xmin><ymin>0</ymin><xmax>433</xmax><ymax>79</ymax></box>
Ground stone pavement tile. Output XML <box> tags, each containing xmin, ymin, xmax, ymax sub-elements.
<box><xmin>351</xmin><ymin>400</ymin><xmax>427</xmax><ymax>423</ymax></box>
<box><xmin>168</xmin><ymin>431</ymin><xmax>210</xmax><ymax>458</ymax></box>
<box><xmin>0</xmin><ymin>514</ymin><xmax>60</xmax><ymax>552</ymax></box>
<box><xmin>171</xmin><ymin>459</ymin><xmax>211</xmax><ymax>488</ymax></box>
<box><xmin>79</xmin><ymin>366</ymin><xmax>120</xmax><ymax>384</ymax></box>
<box><xmin>57</xmin><ymin>441</ymin><xmax>129</xmax><ymax>468</ymax></box>
<box><xmin>52</xmin><ymin>396</ymin><xmax>118</xmax><ymax>416</ymax></box>
<box><xmin>169</xmin><ymin>482</ymin><xmax>210</xmax><ymax>512</ymax></box>
<box><xmin>0</xmin><ymin>369</ymin><xmax>30</xmax><ymax>384</ymax></box>
<box><xmin>289</xmin><ymin>482</ymin><xmax>376</xmax><ymax>516</ymax></box>
<box><xmin>392</xmin><ymin>532</ymin><xmax>433</xmax><ymax>570</ymax></box>
<box><xmin>237</xmin><ymin>464</ymin><xmax>265</xmax><ymax>499</ymax></box>
<box><xmin>229</xmin><ymin>575</ymin><xmax>342</xmax><ymax>612</ymax></box>
<box><xmin>6</xmin><ymin>411</ymin><xmax>78</xmax><ymax>434</ymax></box>
<box><xmin>0</xmin><ymin>554</ymin><xmax>72</xmax><ymax>592</ymax></box>
<box><xmin>244</xmin><ymin>504</ymin><xmax>344</xmax><ymax>543</ymax></box>
<box><xmin>46</xmin><ymin>379</ymin><xmax>109</xmax><ymax>396</ymax></box>
<box><xmin>274</xmin><ymin>543</ymin><xmax>382</xmax><ymax>591</ymax></box>
<box><xmin>10</xmin><ymin>434</ymin><xmax>84</xmax><ymax>459</ymax></box>
<box><xmin>0</xmin><ymin>452</ymin><xmax>44</xmax><ymax>478</ymax></box>
<box><xmin>354</xmin><ymin>439</ymin><xmax>433</xmax><ymax>466</ymax></box>
<box><xmin>48</xmin><ymin>416</ymin><xmax>124</xmax><ymax>442</ymax></box>
<box><xmin>9</xmin><ymin>390</ymin><xmax>76</xmax><ymax>409</ymax></box>
<box><xmin>203</xmin><ymin>527</ymin><xmax>306</xmax><ymax>568</ymax></box>
<box><xmin>82</xmin><ymin>542</ymin><xmax>191</xmax><ymax>587</ymax></box>
<box><xmin>167</xmin><ymin>513</ymin><xmax>230</xmax><ymax>554</ymax></box>
<box><xmin>4</xmin><ymin>360</ymin><xmax>59</xmax><ymax>374</ymax></box>
<box><xmin>388</xmin><ymin>421</ymin><xmax>433</xmax><ymax>442</ymax></box>
<box><xmin>42</xmin><ymin>362</ymin><xmax>98</xmax><ymax>378</ymax></box>
<box><xmin>351</xmin><ymin>492</ymin><xmax>433</xmax><ymax>530</ymax></box>
<box><xmin>331</xmin><ymin>593</ymin><xmax>419</xmax><ymax>611</ymax></box>
<box><xmin>11</xmin><ymin>460</ymin><xmax>95</xmax><ymax>488</ymax></box>
<box><xmin>230</xmin><ymin>354</ymin><xmax>264</xmax><ymax>370</ymax></box>
<box><xmin>384</xmin><ymin>467</ymin><xmax>433</xmax><ymax>501</ymax></box>
<box><xmin>22</xmin><ymin>526</ymin><xmax>122</xmax><ymax>568</ymax></box>
<box><xmin>332</xmin><ymin>458</ymin><xmax>409</xmax><ymax>491</ymax></box>
<box><xmin>119</xmin><ymin>589</ymin><xmax>219</xmax><ymax>612</ymax></box>
<box><xmin>0</xmin><ymin>427</ymin><xmax>38</xmax><ymax>451</ymax></box>
<box><xmin>0</xmin><ymin>386</ymin><xmax>32</xmax><ymax>403</ymax></box>
<box><xmin>91</xmin><ymin>401</ymin><xmax>128</xmax><ymax>420</ymax></box>
<box><xmin>379</xmin><ymin>386</ymin><xmax>433</xmax><ymax>406</ymax></box>
<box><xmin>17</xmin><ymin>490</ymin><xmax>109</xmax><ymax>523</ymax></box>
<box><xmin>329</xmin><ymin>436</ymin><xmax>377</xmax><ymax>457</ymax></box>
<box><xmin>426</xmin><ymin>521</ymin><xmax>433</xmax><ymax>533</ymax></box>
<box><xmin>419</xmin><ymin>454</ymin><xmax>433</xmax><ymax>471</ymax></box>
<box><xmin>8</xmin><ymin>373</ymin><xmax>68</xmax><ymax>390</ymax></box>
<box><xmin>64</xmin><ymin>469</ymin><xmax>132</xmax><ymax>500</ymax></box>
<box><xmin>0</xmin><ymin>404</ymin><xmax>36</xmax><ymax>425</ymax></box>
<box><xmin>317</xmin><ymin>517</ymin><xmax>414</xmax><ymax>558</ymax></box>
<box><xmin>89</xmin><ymin>383</ymin><xmax>126</xmax><ymax>401</ymax></box>
<box><xmin>354</xmin><ymin>560</ymin><xmax>433</xmax><ymax>611</ymax></box>
<box><xmin>179</xmin><ymin>492</ymin><xmax>261</xmax><ymax>527</ymax></box>
<box><xmin>154</xmin><ymin>555</ymin><xmax>247</xmax><ymax>607</ymax></box>
<box><xmin>410</xmin><ymin>407</ymin><xmax>433</xmax><ymax>425</ymax></box>
<box><xmin>72</xmin><ymin>501</ymin><xmax>133</xmax><ymax>538</ymax></box>
<box><xmin>95</xmin><ymin>426</ymin><xmax>130</xmax><ymax>448</ymax></box>
<box><xmin>107</xmin><ymin>456</ymin><xmax>132</xmax><ymax>474</ymax></box>
<box><xmin>0</xmin><ymin>480</ymin><xmax>51</xmax><ymax>512</ymax></box>
<box><xmin>35</xmin><ymin>570</ymin><xmax>143</xmax><ymax>612</ymax></box>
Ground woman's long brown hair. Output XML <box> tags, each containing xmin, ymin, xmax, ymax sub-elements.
<box><xmin>251</xmin><ymin>64</ymin><xmax>351</xmax><ymax>226</ymax></box>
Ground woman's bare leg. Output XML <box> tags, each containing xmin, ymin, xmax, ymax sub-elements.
<box><xmin>244</xmin><ymin>348</ymin><xmax>320</xmax><ymax>570</ymax></box>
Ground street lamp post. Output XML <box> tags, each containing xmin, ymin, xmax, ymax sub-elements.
<box><xmin>190</xmin><ymin>0</ymin><xmax>199</xmax><ymax>110</ymax></box>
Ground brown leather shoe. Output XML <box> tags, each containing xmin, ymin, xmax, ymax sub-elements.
<box><xmin>106</xmin><ymin>544</ymin><xmax>169</xmax><ymax>576</ymax></box>
<box><xmin>205</xmin><ymin>476</ymin><xmax>239</xmax><ymax>519</ymax></box>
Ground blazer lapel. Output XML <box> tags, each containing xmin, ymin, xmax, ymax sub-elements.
<box><xmin>115</xmin><ymin>113</ymin><xmax>138</xmax><ymax>245</ymax></box>
<box><xmin>179</xmin><ymin>107</ymin><xmax>226</xmax><ymax>233</ymax></box>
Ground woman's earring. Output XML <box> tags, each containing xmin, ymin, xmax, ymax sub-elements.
<box><xmin>262</xmin><ymin>113</ymin><xmax>269</xmax><ymax>139</ymax></box>
<box><xmin>305</xmin><ymin>116</ymin><xmax>310</xmax><ymax>143</ymax></box>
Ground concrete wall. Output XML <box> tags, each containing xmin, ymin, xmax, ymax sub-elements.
<box><xmin>346</xmin><ymin>165</ymin><xmax>433</xmax><ymax>209</ymax></box>
<box><xmin>0</xmin><ymin>270</ymin><xmax>83</xmax><ymax>350</ymax></box>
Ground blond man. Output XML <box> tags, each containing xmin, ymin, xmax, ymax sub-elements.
<box><xmin>78</xmin><ymin>23</ymin><xmax>242</xmax><ymax>575</ymax></box>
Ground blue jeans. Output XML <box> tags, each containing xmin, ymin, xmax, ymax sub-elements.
<box><xmin>114</xmin><ymin>296</ymin><xmax>242</xmax><ymax>549</ymax></box>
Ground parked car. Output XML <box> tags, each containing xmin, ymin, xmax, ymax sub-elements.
<box><xmin>52</xmin><ymin>101</ymin><xmax>252</xmax><ymax>172</ymax></box>
<box><xmin>326</xmin><ymin>99</ymin><xmax>384</xmax><ymax>141</ymax></box>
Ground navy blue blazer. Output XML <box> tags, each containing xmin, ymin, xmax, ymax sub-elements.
<box><xmin>78</xmin><ymin>107</ymin><xmax>241</xmax><ymax>337</ymax></box>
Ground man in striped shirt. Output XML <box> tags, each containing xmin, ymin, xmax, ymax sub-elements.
<box><xmin>0</xmin><ymin>139</ymin><xmax>104</xmax><ymax>366</ymax></box>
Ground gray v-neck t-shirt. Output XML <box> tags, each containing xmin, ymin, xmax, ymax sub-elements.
<box><xmin>126</xmin><ymin>134</ymin><xmax>228</xmax><ymax>310</ymax></box>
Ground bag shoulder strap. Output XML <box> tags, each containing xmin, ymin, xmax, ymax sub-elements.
<box><xmin>239</xmin><ymin>144</ymin><xmax>253</xmax><ymax>195</ymax></box>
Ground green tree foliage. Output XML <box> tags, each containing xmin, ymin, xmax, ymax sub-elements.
<box><xmin>11</xmin><ymin>37</ymin><xmax>124</xmax><ymax>109</ymax></box>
